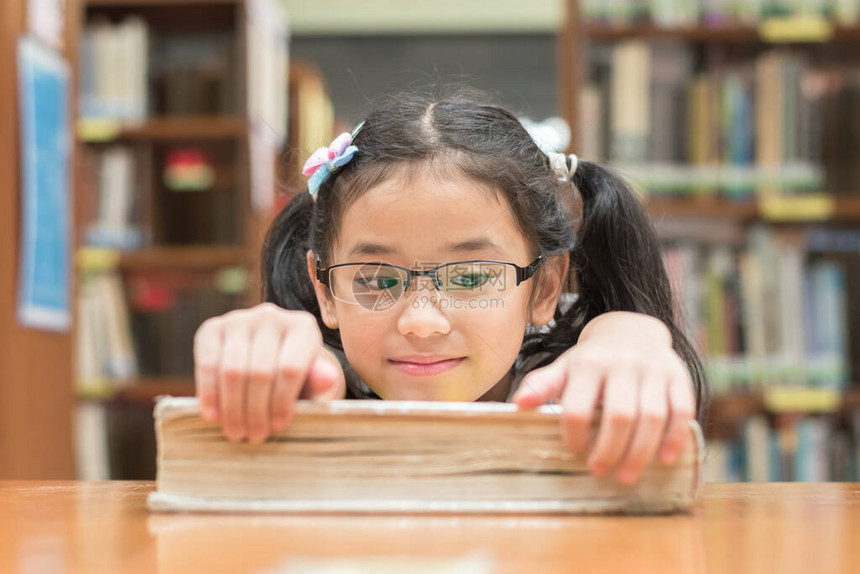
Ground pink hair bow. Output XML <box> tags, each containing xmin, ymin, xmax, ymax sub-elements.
<box><xmin>301</xmin><ymin>124</ymin><xmax>363</xmax><ymax>198</ymax></box>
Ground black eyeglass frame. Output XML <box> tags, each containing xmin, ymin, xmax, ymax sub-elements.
<box><xmin>316</xmin><ymin>254</ymin><xmax>545</xmax><ymax>297</ymax></box>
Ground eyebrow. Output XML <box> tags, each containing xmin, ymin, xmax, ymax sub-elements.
<box><xmin>346</xmin><ymin>237</ymin><xmax>504</xmax><ymax>257</ymax></box>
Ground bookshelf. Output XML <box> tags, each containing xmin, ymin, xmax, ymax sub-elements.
<box><xmin>645</xmin><ymin>195</ymin><xmax>860</xmax><ymax>222</ymax></box>
<box><xmin>559</xmin><ymin>0</ymin><xmax>860</xmax><ymax>480</ymax></box>
<box><xmin>0</xmin><ymin>0</ymin><xmax>77</xmax><ymax>479</ymax></box>
<box><xmin>70</xmin><ymin>0</ymin><xmax>287</xmax><ymax>479</ymax></box>
<box><xmin>587</xmin><ymin>23</ymin><xmax>860</xmax><ymax>43</ymax></box>
<box><xmin>77</xmin><ymin>116</ymin><xmax>247</xmax><ymax>141</ymax></box>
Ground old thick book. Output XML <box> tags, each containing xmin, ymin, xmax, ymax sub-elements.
<box><xmin>147</xmin><ymin>396</ymin><xmax>703</xmax><ymax>514</ymax></box>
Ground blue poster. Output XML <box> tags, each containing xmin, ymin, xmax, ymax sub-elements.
<box><xmin>17</xmin><ymin>37</ymin><xmax>71</xmax><ymax>331</ymax></box>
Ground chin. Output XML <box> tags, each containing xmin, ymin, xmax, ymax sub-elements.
<box><xmin>372</xmin><ymin>379</ymin><xmax>482</xmax><ymax>402</ymax></box>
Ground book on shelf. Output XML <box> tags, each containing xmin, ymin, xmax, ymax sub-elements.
<box><xmin>704</xmin><ymin>410</ymin><xmax>859</xmax><ymax>482</ymax></box>
<box><xmin>151</xmin><ymin>29</ymin><xmax>237</xmax><ymax>117</ymax></box>
<box><xmin>128</xmin><ymin>273</ymin><xmax>244</xmax><ymax>377</ymax></box>
<box><xmin>80</xmin><ymin>14</ymin><xmax>240</xmax><ymax>121</ymax></box>
<box><xmin>583</xmin><ymin>0</ymin><xmax>860</xmax><ymax>27</ymax></box>
<box><xmin>581</xmin><ymin>41</ymin><xmax>860</xmax><ymax>198</ymax></box>
<box><xmin>82</xmin><ymin>146</ymin><xmax>143</xmax><ymax>250</ymax></box>
<box><xmin>662</xmin><ymin>225</ymin><xmax>854</xmax><ymax>394</ymax></box>
<box><xmin>148</xmin><ymin>397</ymin><xmax>704</xmax><ymax>515</ymax></box>
<box><xmin>76</xmin><ymin>266</ymin><xmax>138</xmax><ymax>397</ymax></box>
<box><xmin>75</xmin><ymin>401</ymin><xmax>112</xmax><ymax>480</ymax></box>
<box><xmin>80</xmin><ymin>17</ymin><xmax>149</xmax><ymax>121</ymax></box>
<box><xmin>288</xmin><ymin>62</ymin><xmax>335</xmax><ymax>170</ymax></box>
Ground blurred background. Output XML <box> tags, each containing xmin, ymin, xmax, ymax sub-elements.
<box><xmin>2</xmin><ymin>0</ymin><xmax>860</xmax><ymax>483</ymax></box>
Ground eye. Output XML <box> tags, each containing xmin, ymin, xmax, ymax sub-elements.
<box><xmin>450</xmin><ymin>272</ymin><xmax>490</xmax><ymax>289</ymax></box>
<box><xmin>354</xmin><ymin>276</ymin><xmax>401</xmax><ymax>291</ymax></box>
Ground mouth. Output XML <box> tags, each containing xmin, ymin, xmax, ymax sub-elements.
<box><xmin>387</xmin><ymin>356</ymin><xmax>466</xmax><ymax>376</ymax></box>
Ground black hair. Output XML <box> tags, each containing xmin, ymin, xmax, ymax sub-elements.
<box><xmin>263</xmin><ymin>88</ymin><xmax>709</xmax><ymax>425</ymax></box>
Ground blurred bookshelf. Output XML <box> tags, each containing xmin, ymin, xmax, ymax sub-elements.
<box><xmin>77</xmin><ymin>116</ymin><xmax>247</xmax><ymax>142</ymax></box>
<box><xmin>561</xmin><ymin>0</ymin><xmax>860</xmax><ymax>481</ymax></box>
<box><xmin>586</xmin><ymin>23</ymin><xmax>860</xmax><ymax>43</ymax></box>
<box><xmin>71</xmin><ymin>0</ymin><xmax>288</xmax><ymax>479</ymax></box>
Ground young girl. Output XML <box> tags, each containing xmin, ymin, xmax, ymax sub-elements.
<box><xmin>193</xmin><ymin>89</ymin><xmax>709</xmax><ymax>486</ymax></box>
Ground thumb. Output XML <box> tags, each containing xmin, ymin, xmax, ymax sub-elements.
<box><xmin>301</xmin><ymin>356</ymin><xmax>343</xmax><ymax>400</ymax></box>
<box><xmin>512</xmin><ymin>360</ymin><xmax>567</xmax><ymax>409</ymax></box>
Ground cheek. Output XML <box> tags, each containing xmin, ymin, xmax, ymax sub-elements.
<box><xmin>336</xmin><ymin>306</ymin><xmax>389</xmax><ymax>365</ymax></box>
<box><xmin>465</xmin><ymin>296</ymin><xmax>530</xmax><ymax>363</ymax></box>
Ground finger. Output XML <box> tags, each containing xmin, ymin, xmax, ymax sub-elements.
<box><xmin>219</xmin><ymin>325</ymin><xmax>252</xmax><ymax>442</ymax></box>
<box><xmin>659</xmin><ymin>366</ymin><xmax>696</xmax><ymax>465</ymax></box>
<box><xmin>615</xmin><ymin>372</ymin><xmax>668</xmax><ymax>484</ymax></box>
<box><xmin>245</xmin><ymin>324</ymin><xmax>284</xmax><ymax>444</ymax></box>
<box><xmin>512</xmin><ymin>360</ymin><xmax>567</xmax><ymax>408</ymax></box>
<box><xmin>194</xmin><ymin>319</ymin><xmax>223</xmax><ymax>422</ymax></box>
<box><xmin>557</xmin><ymin>365</ymin><xmax>604</xmax><ymax>454</ymax></box>
<box><xmin>587</xmin><ymin>368</ymin><xmax>638</xmax><ymax>477</ymax></box>
<box><xmin>301</xmin><ymin>356</ymin><xmax>342</xmax><ymax>400</ymax></box>
<box><xmin>270</xmin><ymin>325</ymin><xmax>322</xmax><ymax>432</ymax></box>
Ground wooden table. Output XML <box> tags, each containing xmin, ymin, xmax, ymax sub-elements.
<box><xmin>1</xmin><ymin>481</ymin><xmax>858</xmax><ymax>573</ymax></box>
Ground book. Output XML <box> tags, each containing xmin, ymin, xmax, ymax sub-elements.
<box><xmin>76</xmin><ymin>266</ymin><xmax>138</xmax><ymax>396</ymax></box>
<box><xmin>80</xmin><ymin>17</ymin><xmax>149</xmax><ymax>121</ymax></box>
<box><xmin>148</xmin><ymin>396</ymin><xmax>704</xmax><ymax>515</ymax></box>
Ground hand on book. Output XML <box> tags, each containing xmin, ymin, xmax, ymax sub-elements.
<box><xmin>511</xmin><ymin>311</ymin><xmax>696</xmax><ymax>485</ymax></box>
<box><xmin>193</xmin><ymin>303</ymin><xmax>346</xmax><ymax>443</ymax></box>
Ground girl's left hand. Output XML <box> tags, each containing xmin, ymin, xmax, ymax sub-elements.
<box><xmin>511</xmin><ymin>311</ymin><xmax>696</xmax><ymax>485</ymax></box>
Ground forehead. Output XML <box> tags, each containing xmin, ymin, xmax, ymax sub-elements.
<box><xmin>333</xmin><ymin>165</ymin><xmax>532</xmax><ymax>264</ymax></box>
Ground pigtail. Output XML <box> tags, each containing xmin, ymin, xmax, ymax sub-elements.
<box><xmin>261</xmin><ymin>192</ymin><xmax>342</xmax><ymax>351</ymax></box>
<box><xmin>546</xmin><ymin>161</ymin><xmax>709</xmax><ymax>425</ymax></box>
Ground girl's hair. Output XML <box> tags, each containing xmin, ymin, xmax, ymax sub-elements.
<box><xmin>263</xmin><ymin>88</ymin><xmax>709</xmax><ymax>425</ymax></box>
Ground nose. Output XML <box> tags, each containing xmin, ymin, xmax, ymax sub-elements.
<box><xmin>396</xmin><ymin>276</ymin><xmax>451</xmax><ymax>338</ymax></box>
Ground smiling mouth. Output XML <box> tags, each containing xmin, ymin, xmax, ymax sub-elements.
<box><xmin>387</xmin><ymin>357</ymin><xmax>466</xmax><ymax>376</ymax></box>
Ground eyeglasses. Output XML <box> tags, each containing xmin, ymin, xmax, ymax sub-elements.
<box><xmin>316</xmin><ymin>255</ymin><xmax>545</xmax><ymax>311</ymax></box>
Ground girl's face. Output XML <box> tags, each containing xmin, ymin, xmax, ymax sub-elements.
<box><xmin>307</xmin><ymin>166</ymin><xmax>564</xmax><ymax>401</ymax></box>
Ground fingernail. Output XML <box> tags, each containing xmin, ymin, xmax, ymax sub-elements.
<box><xmin>320</xmin><ymin>361</ymin><xmax>340</xmax><ymax>380</ymax></box>
<box><xmin>616</xmin><ymin>468</ymin><xmax>637</xmax><ymax>484</ymax></box>
<box><xmin>660</xmin><ymin>447</ymin><xmax>677</xmax><ymax>465</ymax></box>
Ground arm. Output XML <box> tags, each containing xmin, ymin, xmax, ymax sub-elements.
<box><xmin>578</xmin><ymin>311</ymin><xmax>672</xmax><ymax>348</ymax></box>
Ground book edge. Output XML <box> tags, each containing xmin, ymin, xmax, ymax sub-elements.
<box><xmin>146</xmin><ymin>491</ymin><xmax>694</xmax><ymax>515</ymax></box>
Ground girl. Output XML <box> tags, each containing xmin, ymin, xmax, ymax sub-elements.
<box><xmin>194</xmin><ymin>89</ymin><xmax>709</xmax><ymax>486</ymax></box>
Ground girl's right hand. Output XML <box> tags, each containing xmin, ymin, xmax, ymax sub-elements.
<box><xmin>193</xmin><ymin>302</ymin><xmax>345</xmax><ymax>444</ymax></box>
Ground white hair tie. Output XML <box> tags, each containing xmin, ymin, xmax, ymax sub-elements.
<box><xmin>546</xmin><ymin>151</ymin><xmax>578</xmax><ymax>182</ymax></box>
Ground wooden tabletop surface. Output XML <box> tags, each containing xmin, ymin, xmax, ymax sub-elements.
<box><xmin>1</xmin><ymin>481</ymin><xmax>858</xmax><ymax>574</ymax></box>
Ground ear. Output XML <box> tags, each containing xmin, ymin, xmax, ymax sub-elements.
<box><xmin>528</xmin><ymin>254</ymin><xmax>569</xmax><ymax>326</ymax></box>
<box><xmin>306</xmin><ymin>250</ymin><xmax>339</xmax><ymax>330</ymax></box>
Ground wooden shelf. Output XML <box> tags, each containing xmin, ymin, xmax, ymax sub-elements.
<box><xmin>586</xmin><ymin>23</ymin><xmax>860</xmax><ymax>43</ymax></box>
<box><xmin>115</xmin><ymin>377</ymin><xmax>196</xmax><ymax>403</ymax></box>
<box><xmin>77</xmin><ymin>245</ymin><xmax>248</xmax><ymax>271</ymax></box>
<box><xmin>644</xmin><ymin>195</ymin><xmax>860</xmax><ymax>222</ymax></box>
<box><xmin>85</xmin><ymin>0</ymin><xmax>242</xmax><ymax>7</ymax></box>
<box><xmin>77</xmin><ymin>116</ymin><xmax>247</xmax><ymax>143</ymax></box>
<box><xmin>829</xmin><ymin>196</ymin><xmax>860</xmax><ymax>220</ymax></box>
<box><xmin>645</xmin><ymin>197</ymin><xmax>759</xmax><ymax>221</ymax></box>
<box><xmin>709</xmin><ymin>387</ymin><xmax>860</xmax><ymax>421</ymax></box>
<box><xmin>79</xmin><ymin>377</ymin><xmax>196</xmax><ymax>404</ymax></box>
<box><xmin>117</xmin><ymin>245</ymin><xmax>248</xmax><ymax>270</ymax></box>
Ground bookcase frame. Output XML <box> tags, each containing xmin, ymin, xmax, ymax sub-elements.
<box><xmin>0</xmin><ymin>0</ymin><xmax>77</xmax><ymax>479</ymax></box>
